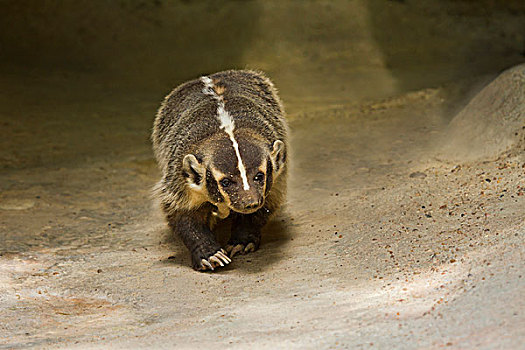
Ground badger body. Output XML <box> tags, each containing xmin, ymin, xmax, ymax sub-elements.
<box><xmin>152</xmin><ymin>70</ymin><xmax>288</xmax><ymax>271</ymax></box>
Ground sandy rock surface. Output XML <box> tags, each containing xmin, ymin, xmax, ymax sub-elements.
<box><xmin>439</xmin><ymin>64</ymin><xmax>525</xmax><ymax>163</ymax></box>
<box><xmin>1</xmin><ymin>66</ymin><xmax>523</xmax><ymax>348</ymax></box>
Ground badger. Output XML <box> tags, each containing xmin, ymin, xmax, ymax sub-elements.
<box><xmin>152</xmin><ymin>70</ymin><xmax>288</xmax><ymax>271</ymax></box>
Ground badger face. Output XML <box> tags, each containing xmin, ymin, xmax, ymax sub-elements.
<box><xmin>182</xmin><ymin>137</ymin><xmax>285</xmax><ymax>217</ymax></box>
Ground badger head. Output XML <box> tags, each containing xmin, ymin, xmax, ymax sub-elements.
<box><xmin>182</xmin><ymin>135</ymin><xmax>285</xmax><ymax>218</ymax></box>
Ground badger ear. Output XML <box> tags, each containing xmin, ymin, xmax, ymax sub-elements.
<box><xmin>182</xmin><ymin>154</ymin><xmax>205</xmax><ymax>188</ymax></box>
<box><xmin>270</xmin><ymin>140</ymin><xmax>286</xmax><ymax>175</ymax></box>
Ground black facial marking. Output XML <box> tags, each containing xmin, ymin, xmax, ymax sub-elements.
<box><xmin>206</xmin><ymin>169</ymin><xmax>224</xmax><ymax>203</ymax></box>
<box><xmin>212</xmin><ymin>138</ymin><xmax>239</xmax><ymax>176</ymax></box>
<box><xmin>239</xmin><ymin>139</ymin><xmax>265</xmax><ymax>171</ymax></box>
<box><xmin>265</xmin><ymin>158</ymin><xmax>273</xmax><ymax>196</ymax></box>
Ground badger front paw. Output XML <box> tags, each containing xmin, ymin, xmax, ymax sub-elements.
<box><xmin>193</xmin><ymin>247</ymin><xmax>231</xmax><ymax>271</ymax></box>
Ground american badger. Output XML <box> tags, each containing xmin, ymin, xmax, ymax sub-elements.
<box><xmin>152</xmin><ymin>70</ymin><xmax>288</xmax><ymax>271</ymax></box>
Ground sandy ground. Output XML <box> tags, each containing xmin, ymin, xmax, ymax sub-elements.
<box><xmin>0</xmin><ymin>60</ymin><xmax>523</xmax><ymax>349</ymax></box>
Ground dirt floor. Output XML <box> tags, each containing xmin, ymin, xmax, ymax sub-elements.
<box><xmin>1</xmin><ymin>1</ymin><xmax>524</xmax><ymax>349</ymax></box>
<box><xmin>1</xmin><ymin>62</ymin><xmax>523</xmax><ymax>349</ymax></box>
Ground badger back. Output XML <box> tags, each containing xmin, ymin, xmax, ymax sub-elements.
<box><xmin>208</xmin><ymin>70</ymin><xmax>287</xmax><ymax>143</ymax></box>
<box><xmin>154</xmin><ymin>71</ymin><xmax>286</xmax><ymax>169</ymax></box>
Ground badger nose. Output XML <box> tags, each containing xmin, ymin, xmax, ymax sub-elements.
<box><xmin>245</xmin><ymin>199</ymin><xmax>262</xmax><ymax>210</ymax></box>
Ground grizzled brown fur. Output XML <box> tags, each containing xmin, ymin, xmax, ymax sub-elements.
<box><xmin>152</xmin><ymin>70</ymin><xmax>288</xmax><ymax>271</ymax></box>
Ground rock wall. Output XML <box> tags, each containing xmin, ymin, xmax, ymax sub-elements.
<box><xmin>0</xmin><ymin>0</ymin><xmax>523</xmax><ymax>105</ymax></box>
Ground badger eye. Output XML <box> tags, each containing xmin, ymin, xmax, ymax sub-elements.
<box><xmin>220</xmin><ymin>178</ymin><xmax>232</xmax><ymax>188</ymax></box>
<box><xmin>254</xmin><ymin>172</ymin><xmax>265</xmax><ymax>183</ymax></box>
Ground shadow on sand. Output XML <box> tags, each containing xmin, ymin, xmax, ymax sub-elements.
<box><xmin>159</xmin><ymin>215</ymin><xmax>293</xmax><ymax>273</ymax></box>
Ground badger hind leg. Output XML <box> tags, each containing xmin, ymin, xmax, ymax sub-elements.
<box><xmin>167</xmin><ymin>208</ymin><xmax>231</xmax><ymax>271</ymax></box>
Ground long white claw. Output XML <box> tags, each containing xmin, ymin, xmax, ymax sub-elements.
<box><xmin>245</xmin><ymin>243</ymin><xmax>255</xmax><ymax>253</ymax></box>
<box><xmin>217</xmin><ymin>251</ymin><xmax>231</xmax><ymax>264</ymax></box>
<box><xmin>209</xmin><ymin>255</ymin><xmax>224</xmax><ymax>267</ymax></box>
<box><xmin>230</xmin><ymin>244</ymin><xmax>244</xmax><ymax>257</ymax></box>
<box><xmin>201</xmin><ymin>259</ymin><xmax>214</xmax><ymax>271</ymax></box>
<box><xmin>222</xmin><ymin>252</ymin><xmax>232</xmax><ymax>263</ymax></box>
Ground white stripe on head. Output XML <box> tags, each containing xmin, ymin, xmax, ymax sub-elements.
<box><xmin>201</xmin><ymin>76</ymin><xmax>214</xmax><ymax>95</ymax></box>
<box><xmin>200</xmin><ymin>76</ymin><xmax>250</xmax><ymax>190</ymax></box>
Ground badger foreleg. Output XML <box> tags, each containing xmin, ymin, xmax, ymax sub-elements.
<box><xmin>167</xmin><ymin>207</ymin><xmax>230</xmax><ymax>271</ymax></box>
<box><xmin>226</xmin><ymin>207</ymin><xmax>272</xmax><ymax>257</ymax></box>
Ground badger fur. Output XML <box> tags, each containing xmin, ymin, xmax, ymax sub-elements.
<box><xmin>152</xmin><ymin>70</ymin><xmax>288</xmax><ymax>271</ymax></box>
